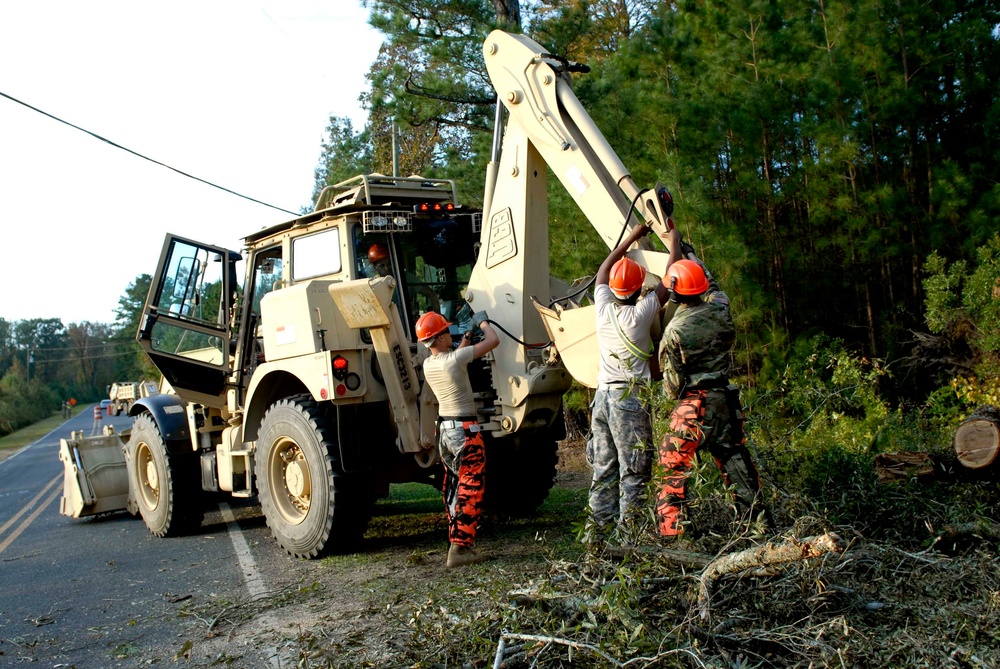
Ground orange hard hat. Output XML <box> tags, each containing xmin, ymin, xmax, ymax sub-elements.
<box><xmin>415</xmin><ymin>311</ymin><xmax>452</xmax><ymax>342</ymax></box>
<box><xmin>609</xmin><ymin>257</ymin><xmax>646</xmax><ymax>298</ymax></box>
<box><xmin>368</xmin><ymin>243</ymin><xmax>390</xmax><ymax>263</ymax></box>
<box><xmin>667</xmin><ymin>259</ymin><xmax>709</xmax><ymax>296</ymax></box>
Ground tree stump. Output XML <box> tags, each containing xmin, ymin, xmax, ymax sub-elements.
<box><xmin>873</xmin><ymin>451</ymin><xmax>935</xmax><ymax>482</ymax></box>
<box><xmin>954</xmin><ymin>405</ymin><xmax>1000</xmax><ymax>470</ymax></box>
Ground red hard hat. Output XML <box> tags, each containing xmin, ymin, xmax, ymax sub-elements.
<box><xmin>368</xmin><ymin>243</ymin><xmax>389</xmax><ymax>263</ymax></box>
<box><xmin>667</xmin><ymin>259</ymin><xmax>709</xmax><ymax>296</ymax></box>
<box><xmin>415</xmin><ymin>311</ymin><xmax>452</xmax><ymax>342</ymax></box>
<box><xmin>609</xmin><ymin>257</ymin><xmax>646</xmax><ymax>298</ymax></box>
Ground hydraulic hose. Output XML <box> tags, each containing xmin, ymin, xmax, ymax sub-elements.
<box><xmin>481</xmin><ymin>319</ymin><xmax>551</xmax><ymax>350</ymax></box>
<box><xmin>547</xmin><ymin>188</ymin><xmax>650</xmax><ymax>309</ymax></box>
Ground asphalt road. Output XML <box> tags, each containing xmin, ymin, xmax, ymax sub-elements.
<box><xmin>0</xmin><ymin>407</ymin><xmax>298</xmax><ymax>668</ymax></box>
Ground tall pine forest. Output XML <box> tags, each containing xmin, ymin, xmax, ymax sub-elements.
<box><xmin>328</xmin><ymin>0</ymin><xmax>1000</xmax><ymax>418</ymax></box>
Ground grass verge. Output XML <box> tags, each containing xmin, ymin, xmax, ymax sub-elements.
<box><xmin>0</xmin><ymin>406</ymin><xmax>88</xmax><ymax>460</ymax></box>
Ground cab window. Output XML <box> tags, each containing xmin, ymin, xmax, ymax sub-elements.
<box><xmin>292</xmin><ymin>228</ymin><xmax>341</xmax><ymax>281</ymax></box>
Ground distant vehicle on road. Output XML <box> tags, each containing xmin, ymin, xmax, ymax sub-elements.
<box><xmin>108</xmin><ymin>381</ymin><xmax>159</xmax><ymax>416</ymax></box>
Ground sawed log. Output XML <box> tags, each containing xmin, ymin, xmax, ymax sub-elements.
<box><xmin>954</xmin><ymin>405</ymin><xmax>1000</xmax><ymax>470</ymax></box>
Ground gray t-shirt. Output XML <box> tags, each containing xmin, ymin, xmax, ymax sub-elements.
<box><xmin>595</xmin><ymin>283</ymin><xmax>660</xmax><ymax>386</ymax></box>
<box><xmin>422</xmin><ymin>345</ymin><xmax>476</xmax><ymax>417</ymax></box>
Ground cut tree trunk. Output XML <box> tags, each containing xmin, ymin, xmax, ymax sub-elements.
<box><xmin>954</xmin><ymin>405</ymin><xmax>1000</xmax><ymax>470</ymax></box>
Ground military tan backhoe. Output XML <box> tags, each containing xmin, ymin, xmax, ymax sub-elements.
<box><xmin>59</xmin><ymin>30</ymin><xmax>675</xmax><ymax>559</ymax></box>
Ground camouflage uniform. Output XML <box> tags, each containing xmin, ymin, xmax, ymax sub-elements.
<box><xmin>588</xmin><ymin>386</ymin><xmax>653</xmax><ymax>533</ymax></box>
<box><xmin>588</xmin><ymin>284</ymin><xmax>659</xmax><ymax>535</ymax></box>
<box><xmin>657</xmin><ymin>261</ymin><xmax>764</xmax><ymax>537</ymax></box>
<box><xmin>438</xmin><ymin>420</ymin><xmax>486</xmax><ymax>547</ymax></box>
<box><xmin>424</xmin><ymin>346</ymin><xmax>486</xmax><ymax>548</ymax></box>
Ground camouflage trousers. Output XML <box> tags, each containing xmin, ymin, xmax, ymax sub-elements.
<box><xmin>656</xmin><ymin>389</ymin><xmax>763</xmax><ymax>537</ymax></box>
<box><xmin>439</xmin><ymin>421</ymin><xmax>486</xmax><ymax>548</ymax></box>
<box><xmin>586</xmin><ymin>386</ymin><xmax>653</xmax><ymax>534</ymax></box>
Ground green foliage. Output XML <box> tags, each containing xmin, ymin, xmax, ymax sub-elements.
<box><xmin>747</xmin><ymin>336</ymin><xmax>890</xmax><ymax>504</ymax></box>
<box><xmin>311</xmin><ymin>116</ymin><xmax>373</xmax><ymax>207</ymax></box>
<box><xmin>919</xmin><ymin>235</ymin><xmax>1000</xmax><ymax>419</ymax></box>
<box><xmin>922</xmin><ymin>252</ymin><xmax>968</xmax><ymax>336</ymax></box>
<box><xmin>959</xmin><ymin>235</ymin><xmax>1000</xmax><ymax>356</ymax></box>
<box><xmin>0</xmin><ymin>272</ymin><xmax>155</xmax><ymax>436</ymax></box>
<box><xmin>0</xmin><ymin>364</ymin><xmax>58</xmax><ymax>435</ymax></box>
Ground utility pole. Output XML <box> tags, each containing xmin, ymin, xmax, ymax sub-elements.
<box><xmin>392</xmin><ymin>121</ymin><xmax>400</xmax><ymax>177</ymax></box>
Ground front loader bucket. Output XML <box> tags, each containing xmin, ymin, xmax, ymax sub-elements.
<box><xmin>532</xmin><ymin>298</ymin><xmax>599</xmax><ymax>389</ymax></box>
<box><xmin>58</xmin><ymin>426</ymin><xmax>131</xmax><ymax>518</ymax></box>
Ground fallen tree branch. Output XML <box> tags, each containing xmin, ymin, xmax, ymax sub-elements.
<box><xmin>697</xmin><ymin>532</ymin><xmax>845</xmax><ymax>622</ymax></box>
<box><xmin>507</xmin><ymin>587</ymin><xmax>597</xmax><ymax>614</ymax></box>
<box><xmin>603</xmin><ymin>544</ymin><xmax>714</xmax><ymax>569</ymax></box>
<box><xmin>508</xmin><ymin>576</ymin><xmax>683</xmax><ymax>616</ymax></box>
<box><xmin>931</xmin><ymin>520</ymin><xmax>1000</xmax><ymax>551</ymax></box>
<box><xmin>178</xmin><ymin>585</ymin><xmax>299</xmax><ymax>632</ymax></box>
<box><xmin>493</xmin><ymin>631</ymin><xmax>707</xmax><ymax>668</ymax></box>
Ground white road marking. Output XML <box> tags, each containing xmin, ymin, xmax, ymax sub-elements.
<box><xmin>218</xmin><ymin>502</ymin><xmax>267</xmax><ymax>598</ymax></box>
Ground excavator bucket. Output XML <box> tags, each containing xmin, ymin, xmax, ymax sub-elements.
<box><xmin>532</xmin><ymin>298</ymin><xmax>599</xmax><ymax>389</ymax></box>
<box><xmin>58</xmin><ymin>426</ymin><xmax>131</xmax><ymax>518</ymax></box>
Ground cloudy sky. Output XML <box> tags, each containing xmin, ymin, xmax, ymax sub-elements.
<box><xmin>0</xmin><ymin>1</ymin><xmax>382</xmax><ymax>325</ymax></box>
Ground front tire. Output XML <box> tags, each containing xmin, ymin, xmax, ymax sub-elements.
<box><xmin>126</xmin><ymin>413</ymin><xmax>204</xmax><ymax>536</ymax></box>
<box><xmin>255</xmin><ymin>396</ymin><xmax>374</xmax><ymax>559</ymax></box>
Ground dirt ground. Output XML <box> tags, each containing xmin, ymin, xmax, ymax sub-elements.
<box><xmin>124</xmin><ymin>435</ymin><xmax>1000</xmax><ymax>668</ymax></box>
<box><xmin>173</xmin><ymin>440</ymin><xmax>593</xmax><ymax>668</ymax></box>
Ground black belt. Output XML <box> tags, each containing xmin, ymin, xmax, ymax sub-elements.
<box><xmin>438</xmin><ymin>415</ymin><xmax>476</xmax><ymax>422</ymax></box>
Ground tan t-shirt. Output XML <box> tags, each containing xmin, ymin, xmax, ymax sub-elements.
<box><xmin>422</xmin><ymin>346</ymin><xmax>476</xmax><ymax>417</ymax></box>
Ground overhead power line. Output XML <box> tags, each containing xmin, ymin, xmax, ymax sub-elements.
<box><xmin>0</xmin><ymin>90</ymin><xmax>299</xmax><ymax>216</ymax></box>
<box><xmin>32</xmin><ymin>350</ymin><xmax>141</xmax><ymax>363</ymax></box>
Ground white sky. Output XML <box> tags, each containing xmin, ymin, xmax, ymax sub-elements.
<box><xmin>0</xmin><ymin>1</ymin><xmax>383</xmax><ymax>325</ymax></box>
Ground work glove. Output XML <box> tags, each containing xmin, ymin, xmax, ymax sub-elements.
<box><xmin>473</xmin><ymin>310</ymin><xmax>490</xmax><ymax>328</ymax></box>
<box><xmin>680</xmin><ymin>238</ymin><xmax>696</xmax><ymax>258</ymax></box>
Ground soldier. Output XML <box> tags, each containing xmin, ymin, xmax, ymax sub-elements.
<box><xmin>656</xmin><ymin>246</ymin><xmax>768</xmax><ymax>538</ymax></box>
<box><xmin>368</xmin><ymin>242</ymin><xmax>440</xmax><ymax>313</ymax></box>
<box><xmin>417</xmin><ymin>309</ymin><xmax>499</xmax><ymax>567</ymax></box>
<box><xmin>587</xmin><ymin>210</ymin><xmax>679</xmax><ymax>542</ymax></box>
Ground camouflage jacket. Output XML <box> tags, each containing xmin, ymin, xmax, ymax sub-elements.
<box><xmin>660</xmin><ymin>264</ymin><xmax>735</xmax><ymax>399</ymax></box>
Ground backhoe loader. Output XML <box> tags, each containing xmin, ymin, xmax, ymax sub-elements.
<box><xmin>59</xmin><ymin>30</ymin><xmax>674</xmax><ymax>559</ymax></box>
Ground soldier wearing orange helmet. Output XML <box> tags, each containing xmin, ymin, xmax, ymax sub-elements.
<box><xmin>586</xmin><ymin>216</ymin><xmax>680</xmax><ymax>543</ymax></box>
<box><xmin>368</xmin><ymin>241</ymin><xmax>440</xmax><ymax>313</ymax></box>
<box><xmin>368</xmin><ymin>242</ymin><xmax>391</xmax><ymax>269</ymax></box>
<box><xmin>656</xmin><ymin>244</ymin><xmax>769</xmax><ymax>539</ymax></box>
<box><xmin>417</xmin><ymin>309</ymin><xmax>499</xmax><ymax>567</ymax></box>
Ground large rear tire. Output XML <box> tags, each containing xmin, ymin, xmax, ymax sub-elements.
<box><xmin>484</xmin><ymin>433</ymin><xmax>560</xmax><ymax>517</ymax></box>
<box><xmin>255</xmin><ymin>396</ymin><xmax>374</xmax><ymax>558</ymax></box>
<box><xmin>127</xmin><ymin>413</ymin><xmax>204</xmax><ymax>536</ymax></box>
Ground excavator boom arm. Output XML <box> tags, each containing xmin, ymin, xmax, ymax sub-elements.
<box><xmin>467</xmin><ymin>30</ymin><xmax>673</xmax><ymax>400</ymax></box>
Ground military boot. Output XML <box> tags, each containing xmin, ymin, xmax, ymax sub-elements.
<box><xmin>446</xmin><ymin>544</ymin><xmax>486</xmax><ymax>568</ymax></box>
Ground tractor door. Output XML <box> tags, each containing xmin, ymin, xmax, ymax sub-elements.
<box><xmin>137</xmin><ymin>235</ymin><xmax>239</xmax><ymax>401</ymax></box>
